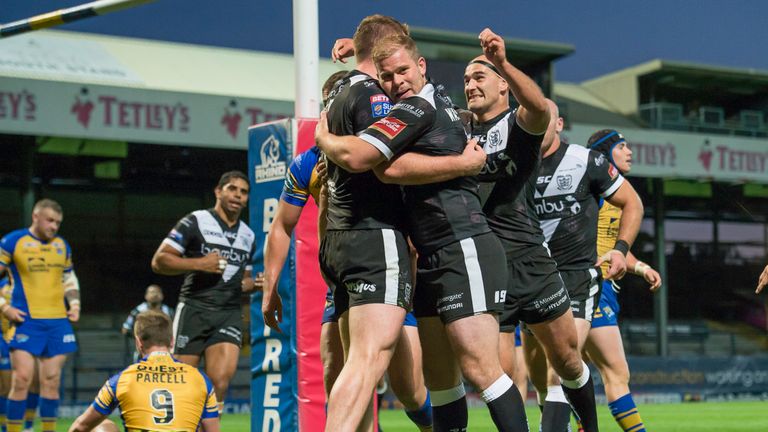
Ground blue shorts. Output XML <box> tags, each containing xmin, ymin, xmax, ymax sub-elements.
<box><xmin>591</xmin><ymin>280</ymin><xmax>620</xmax><ymax>328</ymax></box>
<box><xmin>322</xmin><ymin>287</ymin><xmax>417</xmax><ymax>327</ymax></box>
<box><xmin>9</xmin><ymin>318</ymin><xmax>78</xmax><ymax>357</ymax></box>
<box><xmin>0</xmin><ymin>338</ymin><xmax>10</xmax><ymax>370</ymax></box>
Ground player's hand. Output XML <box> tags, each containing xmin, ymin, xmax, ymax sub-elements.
<box><xmin>757</xmin><ymin>264</ymin><xmax>768</xmax><ymax>294</ymax></box>
<box><xmin>315</xmin><ymin>111</ymin><xmax>330</xmax><ymax>145</ymax></box>
<box><xmin>478</xmin><ymin>28</ymin><xmax>507</xmax><ymax>66</ymax></box>
<box><xmin>262</xmin><ymin>288</ymin><xmax>283</xmax><ymax>332</ymax></box>
<box><xmin>316</xmin><ymin>157</ymin><xmax>328</xmax><ymax>184</ymax></box>
<box><xmin>643</xmin><ymin>267</ymin><xmax>662</xmax><ymax>292</ymax></box>
<box><xmin>68</xmin><ymin>305</ymin><xmax>80</xmax><ymax>322</ymax></box>
<box><xmin>199</xmin><ymin>251</ymin><xmax>225</xmax><ymax>274</ymax></box>
<box><xmin>3</xmin><ymin>306</ymin><xmax>26</xmax><ymax>323</ymax></box>
<box><xmin>461</xmin><ymin>138</ymin><xmax>487</xmax><ymax>176</ymax></box>
<box><xmin>245</xmin><ymin>272</ymin><xmax>264</xmax><ymax>293</ymax></box>
<box><xmin>331</xmin><ymin>38</ymin><xmax>355</xmax><ymax>63</ymax></box>
<box><xmin>596</xmin><ymin>250</ymin><xmax>627</xmax><ymax>280</ymax></box>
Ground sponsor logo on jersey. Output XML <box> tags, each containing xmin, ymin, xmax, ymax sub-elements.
<box><xmin>535</xmin><ymin>196</ymin><xmax>581</xmax><ymax>216</ymax></box>
<box><xmin>370</xmin><ymin>117</ymin><xmax>407</xmax><ymax>140</ymax></box>
<box><xmin>608</xmin><ymin>163</ymin><xmax>619</xmax><ymax>179</ymax></box>
<box><xmin>370</xmin><ymin>94</ymin><xmax>392</xmax><ymax>118</ymax></box>
<box><xmin>537</xmin><ymin>175</ymin><xmax>552</xmax><ymax>185</ymax></box>
<box><xmin>444</xmin><ymin>107</ymin><xmax>461</xmax><ymax>122</ymax></box>
<box><xmin>168</xmin><ymin>229</ymin><xmax>184</xmax><ymax>244</ymax></box>
<box><xmin>556</xmin><ymin>174</ymin><xmax>573</xmax><ymax>190</ymax></box>
<box><xmin>255</xmin><ymin>134</ymin><xmax>287</xmax><ymax>184</ymax></box>
<box><xmin>595</xmin><ymin>154</ymin><xmax>605</xmax><ymax>166</ymax></box>
<box><xmin>345</xmin><ymin>280</ymin><xmax>377</xmax><ymax>293</ymax></box>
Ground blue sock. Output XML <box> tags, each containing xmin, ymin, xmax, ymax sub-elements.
<box><xmin>6</xmin><ymin>399</ymin><xmax>25</xmax><ymax>432</ymax></box>
<box><xmin>405</xmin><ymin>392</ymin><xmax>433</xmax><ymax>428</ymax></box>
<box><xmin>0</xmin><ymin>395</ymin><xmax>7</xmax><ymax>432</ymax></box>
<box><xmin>23</xmin><ymin>392</ymin><xmax>38</xmax><ymax>430</ymax></box>
<box><xmin>608</xmin><ymin>393</ymin><xmax>645</xmax><ymax>432</ymax></box>
<box><xmin>39</xmin><ymin>398</ymin><xmax>58</xmax><ymax>432</ymax></box>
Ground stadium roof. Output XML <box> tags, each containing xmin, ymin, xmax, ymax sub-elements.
<box><xmin>410</xmin><ymin>27</ymin><xmax>574</xmax><ymax>66</ymax></box>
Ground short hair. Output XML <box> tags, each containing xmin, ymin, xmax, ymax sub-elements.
<box><xmin>33</xmin><ymin>199</ymin><xmax>62</xmax><ymax>215</ymax></box>
<box><xmin>353</xmin><ymin>15</ymin><xmax>409</xmax><ymax>63</ymax></box>
<box><xmin>134</xmin><ymin>311</ymin><xmax>172</xmax><ymax>348</ymax></box>
<box><xmin>322</xmin><ymin>70</ymin><xmax>348</xmax><ymax>105</ymax></box>
<box><xmin>372</xmin><ymin>34</ymin><xmax>420</xmax><ymax>67</ymax></box>
<box><xmin>217</xmin><ymin>170</ymin><xmax>249</xmax><ymax>189</ymax></box>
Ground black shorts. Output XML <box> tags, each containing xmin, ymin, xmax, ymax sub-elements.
<box><xmin>172</xmin><ymin>303</ymin><xmax>242</xmax><ymax>355</ymax></box>
<box><xmin>559</xmin><ymin>267</ymin><xmax>602</xmax><ymax>321</ymax></box>
<box><xmin>499</xmin><ymin>244</ymin><xmax>571</xmax><ymax>332</ymax></box>
<box><xmin>413</xmin><ymin>232</ymin><xmax>507</xmax><ymax>324</ymax></box>
<box><xmin>319</xmin><ymin>229</ymin><xmax>413</xmax><ymax>316</ymax></box>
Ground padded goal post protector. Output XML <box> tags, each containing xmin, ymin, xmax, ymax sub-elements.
<box><xmin>249</xmin><ymin>118</ymin><xmax>326</xmax><ymax>432</ymax></box>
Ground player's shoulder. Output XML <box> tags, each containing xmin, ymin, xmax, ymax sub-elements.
<box><xmin>1</xmin><ymin>228</ymin><xmax>30</xmax><ymax>245</ymax></box>
<box><xmin>564</xmin><ymin>143</ymin><xmax>590</xmax><ymax>161</ymax></box>
<box><xmin>291</xmin><ymin>146</ymin><xmax>321</xmax><ymax>170</ymax></box>
<box><xmin>237</xmin><ymin>219</ymin><xmax>256</xmax><ymax>240</ymax></box>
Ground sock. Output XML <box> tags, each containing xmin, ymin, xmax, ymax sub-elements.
<box><xmin>609</xmin><ymin>393</ymin><xmax>645</xmax><ymax>432</ymax></box>
<box><xmin>218</xmin><ymin>401</ymin><xmax>224</xmax><ymax>417</ymax></box>
<box><xmin>0</xmin><ymin>396</ymin><xmax>7</xmax><ymax>432</ymax></box>
<box><xmin>561</xmin><ymin>362</ymin><xmax>598</xmax><ymax>432</ymax></box>
<box><xmin>23</xmin><ymin>393</ymin><xmax>38</xmax><ymax>430</ymax></box>
<box><xmin>405</xmin><ymin>392</ymin><xmax>433</xmax><ymax>431</ymax></box>
<box><xmin>6</xmin><ymin>400</ymin><xmax>24</xmax><ymax>432</ymax></box>
<box><xmin>541</xmin><ymin>385</ymin><xmax>571</xmax><ymax>432</ymax></box>
<box><xmin>430</xmin><ymin>385</ymin><xmax>467</xmax><ymax>432</ymax></box>
<box><xmin>480</xmin><ymin>375</ymin><xmax>528</xmax><ymax>432</ymax></box>
<box><xmin>38</xmin><ymin>398</ymin><xmax>57</xmax><ymax>432</ymax></box>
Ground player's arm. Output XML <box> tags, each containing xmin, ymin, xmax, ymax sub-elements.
<box><xmin>373</xmin><ymin>138</ymin><xmax>486</xmax><ymax>185</ymax></box>
<box><xmin>151</xmin><ymin>217</ymin><xmax>224</xmax><ymax>275</ymax></box>
<box><xmin>599</xmin><ymin>181</ymin><xmax>643</xmax><ymax>280</ymax></box>
<box><xmin>331</xmin><ymin>37</ymin><xmax>355</xmax><ymax>63</ymax></box>
<box><xmin>757</xmin><ymin>264</ymin><xmax>768</xmax><ymax>294</ymax></box>
<box><xmin>262</xmin><ymin>202</ymin><xmax>304</xmax><ymax>331</ymax></box>
<box><xmin>201</xmin><ymin>417</ymin><xmax>221</xmax><ymax>432</ymax></box>
<box><xmin>64</xmin><ymin>270</ymin><xmax>81</xmax><ymax>322</ymax></box>
<box><xmin>478</xmin><ymin>28</ymin><xmax>549</xmax><ymax>134</ymax></box>
<box><xmin>315</xmin><ymin>111</ymin><xmax>386</xmax><ymax>172</ymax></box>
<box><xmin>68</xmin><ymin>406</ymin><xmax>108</xmax><ymax>432</ymax></box>
<box><xmin>626</xmin><ymin>252</ymin><xmax>661</xmax><ymax>292</ymax></box>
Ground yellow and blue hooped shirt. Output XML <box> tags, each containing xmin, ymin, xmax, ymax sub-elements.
<box><xmin>0</xmin><ymin>229</ymin><xmax>72</xmax><ymax>319</ymax></box>
<box><xmin>280</xmin><ymin>146</ymin><xmax>323</xmax><ymax>207</ymax></box>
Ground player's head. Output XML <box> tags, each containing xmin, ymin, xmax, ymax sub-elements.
<box><xmin>464</xmin><ymin>55</ymin><xmax>509</xmax><ymax>116</ymax></box>
<box><xmin>588</xmin><ymin>129</ymin><xmax>632</xmax><ymax>174</ymax></box>
<box><xmin>373</xmin><ymin>34</ymin><xmax>426</xmax><ymax>103</ymax></box>
<box><xmin>31</xmin><ymin>199</ymin><xmax>63</xmax><ymax>241</ymax></box>
<box><xmin>215</xmin><ymin>170</ymin><xmax>249</xmax><ymax>217</ymax></box>
<box><xmin>353</xmin><ymin>15</ymin><xmax>409</xmax><ymax>64</ymax></box>
<box><xmin>145</xmin><ymin>284</ymin><xmax>164</xmax><ymax>306</ymax></box>
<box><xmin>542</xmin><ymin>99</ymin><xmax>564</xmax><ymax>150</ymax></box>
<box><xmin>133</xmin><ymin>310</ymin><xmax>173</xmax><ymax>355</ymax></box>
<box><xmin>322</xmin><ymin>70</ymin><xmax>348</xmax><ymax>106</ymax></box>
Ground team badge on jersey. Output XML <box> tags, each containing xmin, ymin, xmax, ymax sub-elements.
<box><xmin>370</xmin><ymin>117</ymin><xmax>406</xmax><ymax>139</ymax></box>
<box><xmin>370</xmin><ymin>94</ymin><xmax>392</xmax><ymax>118</ymax></box>
<box><xmin>556</xmin><ymin>174</ymin><xmax>573</xmax><ymax>191</ymax></box>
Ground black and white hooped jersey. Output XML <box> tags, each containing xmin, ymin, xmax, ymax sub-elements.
<box><xmin>473</xmin><ymin>109</ymin><xmax>546</xmax><ymax>255</ymax></box>
<box><xmin>324</xmin><ymin>70</ymin><xmax>406</xmax><ymax>232</ymax></box>
<box><xmin>359</xmin><ymin>82</ymin><xmax>490</xmax><ymax>255</ymax></box>
<box><xmin>163</xmin><ymin>209</ymin><xmax>256</xmax><ymax>310</ymax></box>
<box><xmin>534</xmin><ymin>143</ymin><xmax>624</xmax><ymax>271</ymax></box>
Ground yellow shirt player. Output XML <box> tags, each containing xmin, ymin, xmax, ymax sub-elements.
<box><xmin>69</xmin><ymin>311</ymin><xmax>220</xmax><ymax>432</ymax></box>
<box><xmin>0</xmin><ymin>199</ymin><xmax>81</xmax><ymax>432</ymax></box>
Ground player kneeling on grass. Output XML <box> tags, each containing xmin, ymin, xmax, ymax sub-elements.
<box><xmin>68</xmin><ymin>311</ymin><xmax>220</xmax><ymax>432</ymax></box>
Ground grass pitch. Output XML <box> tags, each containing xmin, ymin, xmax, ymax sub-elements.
<box><xmin>48</xmin><ymin>401</ymin><xmax>767</xmax><ymax>431</ymax></box>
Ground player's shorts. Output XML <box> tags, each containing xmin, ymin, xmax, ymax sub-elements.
<box><xmin>9</xmin><ymin>318</ymin><xmax>77</xmax><ymax>357</ymax></box>
<box><xmin>0</xmin><ymin>338</ymin><xmax>10</xmax><ymax>370</ymax></box>
<box><xmin>322</xmin><ymin>287</ymin><xmax>417</xmax><ymax>326</ymax></box>
<box><xmin>592</xmin><ymin>279</ymin><xmax>620</xmax><ymax>328</ymax></box>
<box><xmin>172</xmin><ymin>303</ymin><xmax>242</xmax><ymax>355</ymax></box>
<box><xmin>320</xmin><ymin>229</ymin><xmax>413</xmax><ymax>316</ymax></box>
<box><xmin>498</xmin><ymin>244</ymin><xmax>571</xmax><ymax>332</ymax></box>
<box><xmin>413</xmin><ymin>232</ymin><xmax>507</xmax><ymax>324</ymax></box>
<box><xmin>514</xmin><ymin>325</ymin><xmax>522</xmax><ymax>347</ymax></box>
<box><xmin>559</xmin><ymin>267</ymin><xmax>602</xmax><ymax>321</ymax></box>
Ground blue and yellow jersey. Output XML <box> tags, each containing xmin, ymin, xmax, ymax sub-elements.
<box><xmin>0</xmin><ymin>229</ymin><xmax>72</xmax><ymax>319</ymax></box>
<box><xmin>93</xmin><ymin>351</ymin><xmax>218</xmax><ymax>430</ymax></box>
<box><xmin>0</xmin><ymin>277</ymin><xmax>12</xmax><ymax>340</ymax></box>
<box><xmin>280</xmin><ymin>146</ymin><xmax>322</xmax><ymax>207</ymax></box>
<box><xmin>596</xmin><ymin>199</ymin><xmax>622</xmax><ymax>279</ymax></box>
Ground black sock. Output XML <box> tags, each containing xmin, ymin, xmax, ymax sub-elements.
<box><xmin>561</xmin><ymin>364</ymin><xmax>598</xmax><ymax>432</ymax></box>
<box><xmin>481</xmin><ymin>375</ymin><xmax>529</xmax><ymax>432</ymax></box>
<box><xmin>431</xmin><ymin>386</ymin><xmax>468</xmax><ymax>432</ymax></box>
<box><xmin>541</xmin><ymin>401</ymin><xmax>572</xmax><ymax>432</ymax></box>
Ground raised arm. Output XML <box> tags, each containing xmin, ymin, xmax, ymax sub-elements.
<box><xmin>478</xmin><ymin>28</ymin><xmax>548</xmax><ymax>134</ymax></box>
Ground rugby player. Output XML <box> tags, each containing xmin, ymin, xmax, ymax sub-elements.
<box><xmin>151</xmin><ymin>171</ymin><xmax>256</xmax><ymax>413</ymax></box>
<box><xmin>585</xmin><ymin>129</ymin><xmax>661</xmax><ymax>432</ymax></box>
<box><xmin>526</xmin><ymin>102</ymin><xmax>644</xmax><ymax>431</ymax></box>
<box><xmin>0</xmin><ymin>199</ymin><xmax>80</xmax><ymax>432</ymax></box>
<box><xmin>317</xmin><ymin>33</ymin><xmax>527</xmax><ymax>431</ymax></box>
<box><xmin>68</xmin><ymin>311</ymin><xmax>219</xmax><ymax>432</ymax></box>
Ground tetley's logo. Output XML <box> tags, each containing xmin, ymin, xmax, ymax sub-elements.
<box><xmin>70</xmin><ymin>87</ymin><xmax>190</xmax><ymax>132</ymax></box>
<box><xmin>699</xmin><ymin>139</ymin><xmax>713</xmax><ymax>172</ymax></box>
<box><xmin>254</xmin><ymin>134</ymin><xmax>286</xmax><ymax>183</ymax></box>
<box><xmin>220</xmin><ymin>99</ymin><xmax>289</xmax><ymax>140</ymax></box>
